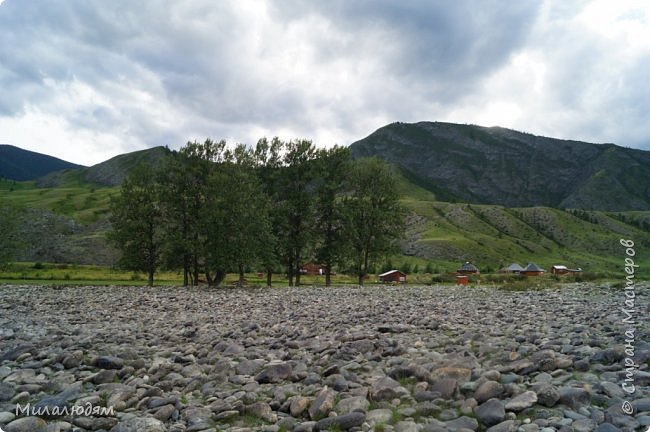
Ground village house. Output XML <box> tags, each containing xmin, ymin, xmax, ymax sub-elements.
<box><xmin>379</xmin><ymin>269</ymin><xmax>406</xmax><ymax>284</ymax></box>
<box><xmin>522</xmin><ymin>263</ymin><xmax>545</xmax><ymax>276</ymax></box>
<box><xmin>551</xmin><ymin>265</ymin><xmax>583</xmax><ymax>275</ymax></box>
<box><xmin>501</xmin><ymin>263</ymin><xmax>525</xmax><ymax>274</ymax></box>
<box><xmin>457</xmin><ymin>262</ymin><xmax>480</xmax><ymax>275</ymax></box>
<box><xmin>301</xmin><ymin>263</ymin><xmax>327</xmax><ymax>276</ymax></box>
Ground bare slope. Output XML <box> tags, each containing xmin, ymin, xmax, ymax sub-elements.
<box><xmin>351</xmin><ymin>121</ymin><xmax>650</xmax><ymax>211</ymax></box>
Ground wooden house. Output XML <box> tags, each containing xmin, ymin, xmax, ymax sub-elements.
<box><xmin>522</xmin><ymin>263</ymin><xmax>545</xmax><ymax>276</ymax></box>
<box><xmin>501</xmin><ymin>263</ymin><xmax>525</xmax><ymax>274</ymax></box>
<box><xmin>301</xmin><ymin>263</ymin><xmax>326</xmax><ymax>276</ymax></box>
<box><xmin>379</xmin><ymin>270</ymin><xmax>406</xmax><ymax>284</ymax></box>
<box><xmin>551</xmin><ymin>265</ymin><xmax>583</xmax><ymax>275</ymax></box>
<box><xmin>457</xmin><ymin>262</ymin><xmax>480</xmax><ymax>275</ymax></box>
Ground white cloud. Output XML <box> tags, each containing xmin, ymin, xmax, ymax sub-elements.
<box><xmin>0</xmin><ymin>0</ymin><xmax>649</xmax><ymax>165</ymax></box>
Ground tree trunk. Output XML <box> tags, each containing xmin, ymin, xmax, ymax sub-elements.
<box><xmin>358</xmin><ymin>272</ymin><xmax>364</xmax><ymax>286</ymax></box>
<box><xmin>294</xmin><ymin>250</ymin><xmax>301</xmax><ymax>287</ymax></box>
<box><xmin>148</xmin><ymin>269</ymin><xmax>154</xmax><ymax>287</ymax></box>
<box><xmin>325</xmin><ymin>264</ymin><xmax>331</xmax><ymax>287</ymax></box>
<box><xmin>209</xmin><ymin>270</ymin><xmax>226</xmax><ymax>287</ymax></box>
<box><xmin>183</xmin><ymin>254</ymin><xmax>189</xmax><ymax>287</ymax></box>
<box><xmin>193</xmin><ymin>255</ymin><xmax>199</xmax><ymax>286</ymax></box>
<box><xmin>238</xmin><ymin>263</ymin><xmax>245</xmax><ymax>285</ymax></box>
<box><xmin>266</xmin><ymin>269</ymin><xmax>273</xmax><ymax>288</ymax></box>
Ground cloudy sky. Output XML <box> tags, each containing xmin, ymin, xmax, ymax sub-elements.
<box><xmin>1</xmin><ymin>1</ymin><xmax>649</xmax><ymax>166</ymax></box>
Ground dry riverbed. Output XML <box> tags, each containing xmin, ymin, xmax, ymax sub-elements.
<box><xmin>0</xmin><ymin>283</ymin><xmax>648</xmax><ymax>432</ymax></box>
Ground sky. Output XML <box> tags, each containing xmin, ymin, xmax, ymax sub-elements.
<box><xmin>1</xmin><ymin>0</ymin><xmax>650</xmax><ymax>166</ymax></box>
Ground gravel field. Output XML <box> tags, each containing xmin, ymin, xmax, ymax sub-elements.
<box><xmin>0</xmin><ymin>283</ymin><xmax>648</xmax><ymax>432</ymax></box>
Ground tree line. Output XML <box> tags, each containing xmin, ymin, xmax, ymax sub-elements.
<box><xmin>108</xmin><ymin>138</ymin><xmax>405</xmax><ymax>287</ymax></box>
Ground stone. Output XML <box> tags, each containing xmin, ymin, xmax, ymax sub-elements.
<box><xmin>430</xmin><ymin>378</ymin><xmax>457</xmax><ymax>399</ymax></box>
<box><xmin>504</xmin><ymin>391</ymin><xmax>537</xmax><ymax>412</ymax></box>
<box><xmin>572</xmin><ymin>419</ymin><xmax>597</xmax><ymax>432</ymax></box>
<box><xmin>530</xmin><ymin>350</ymin><xmax>557</xmax><ymax>372</ymax></box>
<box><xmin>336</xmin><ymin>396</ymin><xmax>369</xmax><ymax>414</ymax></box>
<box><xmin>244</xmin><ymin>402</ymin><xmax>277</xmax><ymax>423</ymax></box>
<box><xmin>153</xmin><ymin>404</ymin><xmax>175</xmax><ymax>421</ymax></box>
<box><xmin>475</xmin><ymin>398</ymin><xmax>506</xmax><ymax>427</ymax></box>
<box><xmin>92</xmin><ymin>369</ymin><xmax>118</xmax><ymax>385</ymax></box>
<box><xmin>315</xmin><ymin>411</ymin><xmax>366</xmax><ymax>430</ymax></box>
<box><xmin>430</xmin><ymin>367</ymin><xmax>472</xmax><ymax>384</ymax></box>
<box><xmin>0</xmin><ymin>411</ymin><xmax>16</xmax><ymax>424</ymax></box>
<box><xmin>109</xmin><ymin>417</ymin><xmax>166</xmax><ymax>432</ymax></box>
<box><xmin>474</xmin><ymin>380</ymin><xmax>504</xmax><ymax>403</ymax></box>
<box><xmin>236</xmin><ymin>359</ymin><xmax>265</xmax><ymax>376</ymax></box>
<box><xmin>414</xmin><ymin>391</ymin><xmax>438</xmax><ymax>402</ymax></box>
<box><xmin>415</xmin><ymin>401</ymin><xmax>441</xmax><ymax>417</ymax></box>
<box><xmin>445</xmin><ymin>415</ymin><xmax>479</xmax><ymax>431</ymax></box>
<box><xmin>255</xmin><ymin>362</ymin><xmax>293</xmax><ymax>384</ymax></box>
<box><xmin>594</xmin><ymin>423</ymin><xmax>620</xmax><ymax>432</ymax></box>
<box><xmin>96</xmin><ymin>356</ymin><xmax>125</xmax><ymax>370</ymax></box>
<box><xmin>0</xmin><ymin>344</ymin><xmax>33</xmax><ymax>362</ymax></box>
<box><xmin>534</xmin><ymin>384</ymin><xmax>560</xmax><ymax>407</ymax></box>
<box><xmin>290</xmin><ymin>396</ymin><xmax>311</xmax><ymax>417</ymax></box>
<box><xmin>394</xmin><ymin>420</ymin><xmax>419</xmax><ymax>432</ymax></box>
<box><xmin>558</xmin><ymin>387</ymin><xmax>591</xmax><ymax>409</ymax></box>
<box><xmin>370</xmin><ymin>376</ymin><xmax>407</xmax><ymax>401</ymax></box>
<box><xmin>4</xmin><ymin>416</ymin><xmax>48</xmax><ymax>432</ymax></box>
<box><xmin>366</xmin><ymin>408</ymin><xmax>393</xmax><ymax>424</ymax></box>
<box><xmin>93</xmin><ymin>417</ymin><xmax>119</xmax><ymax>430</ymax></box>
<box><xmin>598</xmin><ymin>381</ymin><xmax>624</xmax><ymax>398</ymax></box>
<box><xmin>486</xmin><ymin>420</ymin><xmax>518</xmax><ymax>432</ymax></box>
<box><xmin>0</xmin><ymin>381</ymin><xmax>16</xmax><ymax>402</ymax></box>
<box><xmin>309</xmin><ymin>386</ymin><xmax>337</xmax><ymax>420</ymax></box>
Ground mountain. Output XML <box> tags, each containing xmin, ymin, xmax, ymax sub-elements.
<box><xmin>350</xmin><ymin>121</ymin><xmax>650</xmax><ymax>211</ymax></box>
<box><xmin>0</xmin><ymin>144</ymin><xmax>83</xmax><ymax>181</ymax></box>
<box><xmin>37</xmin><ymin>146</ymin><xmax>172</xmax><ymax>187</ymax></box>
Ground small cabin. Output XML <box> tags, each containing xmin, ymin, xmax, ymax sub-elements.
<box><xmin>457</xmin><ymin>262</ymin><xmax>480</xmax><ymax>275</ymax></box>
<box><xmin>301</xmin><ymin>263</ymin><xmax>326</xmax><ymax>276</ymax></box>
<box><xmin>522</xmin><ymin>263</ymin><xmax>545</xmax><ymax>276</ymax></box>
<box><xmin>379</xmin><ymin>270</ymin><xmax>406</xmax><ymax>284</ymax></box>
<box><xmin>501</xmin><ymin>263</ymin><xmax>525</xmax><ymax>274</ymax></box>
<box><xmin>551</xmin><ymin>265</ymin><xmax>583</xmax><ymax>275</ymax></box>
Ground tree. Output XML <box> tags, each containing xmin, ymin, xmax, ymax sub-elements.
<box><xmin>201</xmin><ymin>144</ymin><xmax>274</xmax><ymax>286</ymax></box>
<box><xmin>277</xmin><ymin>139</ymin><xmax>318</xmax><ymax>286</ymax></box>
<box><xmin>108</xmin><ymin>164</ymin><xmax>163</xmax><ymax>286</ymax></box>
<box><xmin>313</xmin><ymin>146</ymin><xmax>353</xmax><ymax>286</ymax></box>
<box><xmin>346</xmin><ymin>158</ymin><xmax>405</xmax><ymax>286</ymax></box>
<box><xmin>254</xmin><ymin>137</ymin><xmax>285</xmax><ymax>287</ymax></box>
<box><xmin>158</xmin><ymin>147</ymin><xmax>209</xmax><ymax>286</ymax></box>
<box><xmin>0</xmin><ymin>205</ymin><xmax>23</xmax><ymax>269</ymax></box>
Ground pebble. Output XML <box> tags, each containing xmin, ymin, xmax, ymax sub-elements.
<box><xmin>0</xmin><ymin>283</ymin><xmax>646</xmax><ymax>432</ymax></box>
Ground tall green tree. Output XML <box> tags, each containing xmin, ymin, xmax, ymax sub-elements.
<box><xmin>346</xmin><ymin>158</ymin><xmax>405</xmax><ymax>286</ymax></box>
<box><xmin>201</xmin><ymin>144</ymin><xmax>274</xmax><ymax>286</ymax></box>
<box><xmin>0</xmin><ymin>205</ymin><xmax>23</xmax><ymax>269</ymax></box>
<box><xmin>158</xmin><ymin>146</ymin><xmax>210</xmax><ymax>286</ymax></box>
<box><xmin>254</xmin><ymin>137</ymin><xmax>285</xmax><ymax>287</ymax></box>
<box><xmin>314</xmin><ymin>146</ymin><xmax>353</xmax><ymax>286</ymax></box>
<box><xmin>108</xmin><ymin>163</ymin><xmax>163</xmax><ymax>286</ymax></box>
<box><xmin>278</xmin><ymin>139</ymin><xmax>317</xmax><ymax>286</ymax></box>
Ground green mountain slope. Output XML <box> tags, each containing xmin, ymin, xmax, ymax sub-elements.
<box><xmin>37</xmin><ymin>146</ymin><xmax>172</xmax><ymax>187</ymax></box>
<box><xmin>1</xmin><ymin>142</ymin><xmax>648</xmax><ymax>277</ymax></box>
<box><xmin>401</xmin><ymin>198</ymin><xmax>650</xmax><ymax>277</ymax></box>
<box><xmin>350</xmin><ymin>121</ymin><xmax>650</xmax><ymax>211</ymax></box>
<box><xmin>0</xmin><ymin>144</ymin><xmax>83</xmax><ymax>181</ymax></box>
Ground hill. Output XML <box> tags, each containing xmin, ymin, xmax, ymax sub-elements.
<box><xmin>37</xmin><ymin>146</ymin><xmax>172</xmax><ymax>187</ymax></box>
<box><xmin>0</xmin><ymin>144</ymin><xmax>83</xmax><ymax>181</ymax></box>
<box><xmin>350</xmin><ymin>121</ymin><xmax>650</xmax><ymax>211</ymax></box>
<box><xmin>1</xmin><ymin>141</ymin><xmax>649</xmax><ymax>278</ymax></box>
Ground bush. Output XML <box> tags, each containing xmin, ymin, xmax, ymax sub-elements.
<box><xmin>32</xmin><ymin>262</ymin><xmax>45</xmax><ymax>270</ymax></box>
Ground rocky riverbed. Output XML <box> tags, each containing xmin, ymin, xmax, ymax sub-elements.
<box><xmin>0</xmin><ymin>283</ymin><xmax>648</xmax><ymax>432</ymax></box>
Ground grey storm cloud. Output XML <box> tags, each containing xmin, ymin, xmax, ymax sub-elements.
<box><xmin>0</xmin><ymin>0</ymin><xmax>649</xmax><ymax>165</ymax></box>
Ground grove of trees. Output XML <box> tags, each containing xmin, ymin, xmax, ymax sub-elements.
<box><xmin>109</xmin><ymin>138</ymin><xmax>405</xmax><ymax>287</ymax></box>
